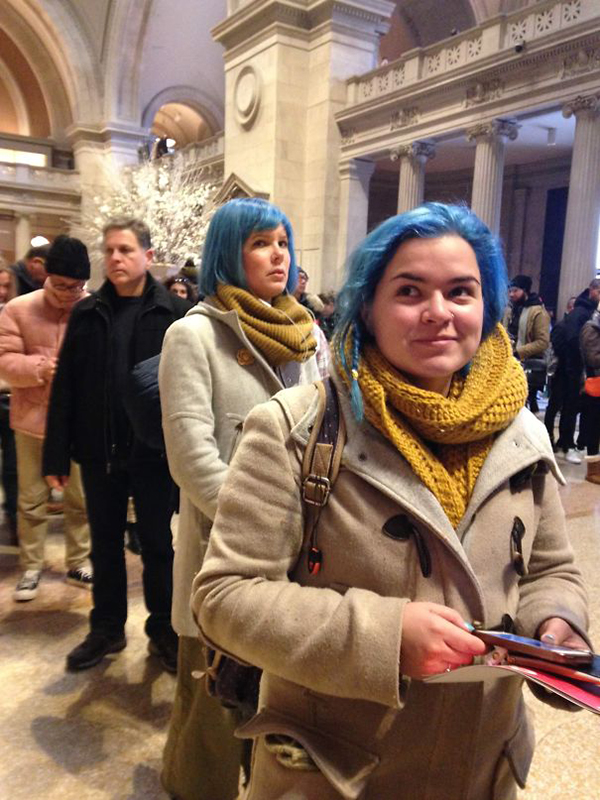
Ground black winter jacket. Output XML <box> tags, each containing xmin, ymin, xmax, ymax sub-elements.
<box><xmin>42</xmin><ymin>273</ymin><xmax>188</xmax><ymax>475</ymax></box>
<box><xmin>563</xmin><ymin>289</ymin><xmax>597</xmax><ymax>376</ymax></box>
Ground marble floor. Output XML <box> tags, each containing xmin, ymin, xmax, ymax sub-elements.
<box><xmin>0</xmin><ymin>459</ymin><xmax>598</xmax><ymax>800</ymax></box>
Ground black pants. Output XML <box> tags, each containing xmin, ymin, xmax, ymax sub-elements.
<box><xmin>556</xmin><ymin>372</ymin><xmax>582</xmax><ymax>452</ymax></box>
<box><xmin>581</xmin><ymin>393</ymin><xmax>600</xmax><ymax>456</ymax></box>
<box><xmin>81</xmin><ymin>458</ymin><xmax>176</xmax><ymax>638</ymax></box>
<box><xmin>544</xmin><ymin>369</ymin><xmax>567</xmax><ymax>446</ymax></box>
<box><xmin>0</xmin><ymin>395</ymin><xmax>17</xmax><ymax>519</ymax></box>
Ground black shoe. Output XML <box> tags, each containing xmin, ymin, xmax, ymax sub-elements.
<box><xmin>67</xmin><ymin>631</ymin><xmax>126</xmax><ymax>671</ymax></box>
<box><xmin>125</xmin><ymin>523</ymin><xmax>141</xmax><ymax>555</ymax></box>
<box><xmin>148</xmin><ymin>628</ymin><xmax>178</xmax><ymax>674</ymax></box>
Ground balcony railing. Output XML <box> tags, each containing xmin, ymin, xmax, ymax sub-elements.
<box><xmin>347</xmin><ymin>0</ymin><xmax>592</xmax><ymax>107</ymax></box>
<box><xmin>0</xmin><ymin>162</ymin><xmax>80</xmax><ymax>193</ymax></box>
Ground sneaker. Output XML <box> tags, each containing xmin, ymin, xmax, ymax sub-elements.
<box><xmin>148</xmin><ymin>628</ymin><xmax>178</xmax><ymax>674</ymax></box>
<box><xmin>66</xmin><ymin>566</ymin><xmax>93</xmax><ymax>590</ymax></box>
<box><xmin>67</xmin><ymin>631</ymin><xmax>127</xmax><ymax>671</ymax></box>
<box><xmin>13</xmin><ymin>569</ymin><xmax>41</xmax><ymax>602</ymax></box>
<box><xmin>565</xmin><ymin>448</ymin><xmax>582</xmax><ymax>464</ymax></box>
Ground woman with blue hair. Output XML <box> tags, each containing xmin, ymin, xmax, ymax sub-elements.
<box><xmin>193</xmin><ymin>203</ymin><xmax>589</xmax><ymax>799</ymax></box>
<box><xmin>159</xmin><ymin>197</ymin><xmax>327</xmax><ymax>800</ymax></box>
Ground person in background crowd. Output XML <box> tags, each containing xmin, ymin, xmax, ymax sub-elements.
<box><xmin>544</xmin><ymin>296</ymin><xmax>576</xmax><ymax>449</ymax></box>
<box><xmin>0</xmin><ymin>264</ymin><xmax>16</xmax><ymax>309</ymax></box>
<box><xmin>554</xmin><ymin>278</ymin><xmax>600</xmax><ymax>463</ymax></box>
<box><xmin>579</xmin><ymin>301</ymin><xmax>600</xmax><ymax>483</ymax></box>
<box><xmin>163</xmin><ymin>275</ymin><xmax>196</xmax><ymax>305</ymax></box>
<box><xmin>0</xmin><ymin>263</ymin><xmax>18</xmax><ymax>549</ymax></box>
<box><xmin>159</xmin><ymin>198</ymin><xmax>326</xmax><ymax>800</ymax></box>
<box><xmin>43</xmin><ymin>217</ymin><xmax>189</xmax><ymax>673</ymax></box>
<box><xmin>293</xmin><ymin>268</ymin><xmax>324</xmax><ymax>317</ymax></box>
<box><xmin>503</xmin><ymin>274</ymin><xmax>550</xmax><ymax>413</ymax></box>
<box><xmin>0</xmin><ymin>236</ymin><xmax>92</xmax><ymax>601</ymax></box>
<box><xmin>10</xmin><ymin>245</ymin><xmax>50</xmax><ymax>295</ymax></box>
<box><xmin>318</xmin><ymin>291</ymin><xmax>337</xmax><ymax>341</ymax></box>
<box><xmin>193</xmin><ymin>203</ymin><xmax>589</xmax><ymax>800</ymax></box>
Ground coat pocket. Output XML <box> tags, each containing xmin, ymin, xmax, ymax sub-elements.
<box><xmin>493</xmin><ymin>711</ymin><xmax>535</xmax><ymax>797</ymax></box>
<box><xmin>225</xmin><ymin>412</ymin><xmax>246</xmax><ymax>463</ymax></box>
<box><xmin>236</xmin><ymin>707</ymin><xmax>379</xmax><ymax>800</ymax></box>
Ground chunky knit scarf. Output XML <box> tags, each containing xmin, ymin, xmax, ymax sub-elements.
<box><xmin>212</xmin><ymin>283</ymin><xmax>317</xmax><ymax>366</ymax></box>
<box><xmin>338</xmin><ymin>324</ymin><xmax>527</xmax><ymax>528</ymax></box>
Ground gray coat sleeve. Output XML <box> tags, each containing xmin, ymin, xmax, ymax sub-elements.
<box><xmin>159</xmin><ymin>319</ymin><xmax>228</xmax><ymax>521</ymax></box>
<box><xmin>515</xmin><ymin>472</ymin><xmax>589</xmax><ymax>642</ymax></box>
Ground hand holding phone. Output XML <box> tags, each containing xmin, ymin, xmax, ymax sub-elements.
<box><xmin>473</xmin><ymin>630</ymin><xmax>593</xmax><ymax>665</ymax></box>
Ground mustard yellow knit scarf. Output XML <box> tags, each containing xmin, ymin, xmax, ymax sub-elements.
<box><xmin>211</xmin><ymin>283</ymin><xmax>317</xmax><ymax>367</ymax></box>
<box><xmin>338</xmin><ymin>324</ymin><xmax>527</xmax><ymax>528</ymax></box>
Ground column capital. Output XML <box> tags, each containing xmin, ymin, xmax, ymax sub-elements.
<box><xmin>339</xmin><ymin>158</ymin><xmax>376</xmax><ymax>182</ymax></box>
<box><xmin>390</xmin><ymin>141</ymin><xmax>435</xmax><ymax>163</ymax></box>
<box><xmin>466</xmin><ymin>119</ymin><xmax>519</xmax><ymax>143</ymax></box>
<box><xmin>562</xmin><ymin>94</ymin><xmax>600</xmax><ymax>119</ymax></box>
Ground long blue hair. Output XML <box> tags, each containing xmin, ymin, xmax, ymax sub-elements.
<box><xmin>199</xmin><ymin>198</ymin><xmax>298</xmax><ymax>296</ymax></box>
<box><xmin>334</xmin><ymin>203</ymin><xmax>508</xmax><ymax>418</ymax></box>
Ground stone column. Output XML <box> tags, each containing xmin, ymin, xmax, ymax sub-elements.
<box><xmin>391</xmin><ymin>142</ymin><xmax>435</xmax><ymax>213</ymax></box>
<box><xmin>558</xmin><ymin>95</ymin><xmax>600</xmax><ymax>314</ymax></box>
<box><xmin>466</xmin><ymin>120</ymin><xmax>519</xmax><ymax>233</ymax></box>
<box><xmin>214</xmin><ymin>0</ymin><xmax>394</xmax><ymax>291</ymax></box>
<box><xmin>337</xmin><ymin>158</ymin><xmax>376</xmax><ymax>286</ymax></box>
<box><xmin>14</xmin><ymin>214</ymin><xmax>32</xmax><ymax>259</ymax></box>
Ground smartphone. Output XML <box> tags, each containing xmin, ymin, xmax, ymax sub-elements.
<box><xmin>474</xmin><ymin>630</ymin><xmax>593</xmax><ymax>665</ymax></box>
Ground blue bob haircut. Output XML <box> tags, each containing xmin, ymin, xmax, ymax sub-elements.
<box><xmin>199</xmin><ymin>197</ymin><xmax>298</xmax><ymax>296</ymax></box>
<box><xmin>334</xmin><ymin>202</ymin><xmax>508</xmax><ymax>417</ymax></box>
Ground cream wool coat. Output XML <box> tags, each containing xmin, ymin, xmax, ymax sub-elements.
<box><xmin>159</xmin><ymin>300</ymin><xmax>321</xmax><ymax>636</ymax></box>
<box><xmin>193</xmin><ymin>374</ymin><xmax>589</xmax><ymax>800</ymax></box>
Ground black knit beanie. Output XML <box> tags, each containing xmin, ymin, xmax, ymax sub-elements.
<box><xmin>46</xmin><ymin>235</ymin><xmax>91</xmax><ymax>280</ymax></box>
<box><xmin>509</xmin><ymin>274</ymin><xmax>532</xmax><ymax>294</ymax></box>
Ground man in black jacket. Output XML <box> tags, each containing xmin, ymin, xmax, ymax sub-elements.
<box><xmin>554</xmin><ymin>278</ymin><xmax>600</xmax><ymax>462</ymax></box>
<box><xmin>10</xmin><ymin>245</ymin><xmax>49</xmax><ymax>295</ymax></box>
<box><xmin>43</xmin><ymin>218</ymin><xmax>189</xmax><ymax>672</ymax></box>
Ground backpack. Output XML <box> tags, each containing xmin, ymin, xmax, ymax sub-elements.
<box><xmin>204</xmin><ymin>378</ymin><xmax>345</xmax><ymax>714</ymax></box>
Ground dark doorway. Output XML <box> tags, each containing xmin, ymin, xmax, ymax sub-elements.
<box><xmin>539</xmin><ymin>186</ymin><xmax>568</xmax><ymax>320</ymax></box>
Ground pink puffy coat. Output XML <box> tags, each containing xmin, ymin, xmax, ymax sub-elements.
<box><xmin>0</xmin><ymin>282</ymin><xmax>87</xmax><ymax>438</ymax></box>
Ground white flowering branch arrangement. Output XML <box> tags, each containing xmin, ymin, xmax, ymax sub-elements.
<box><xmin>80</xmin><ymin>157</ymin><xmax>219</xmax><ymax>267</ymax></box>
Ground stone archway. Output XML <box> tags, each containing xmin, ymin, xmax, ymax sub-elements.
<box><xmin>1</xmin><ymin>0</ymin><xmax>103</xmax><ymax>137</ymax></box>
<box><xmin>142</xmin><ymin>86</ymin><xmax>224</xmax><ymax>138</ymax></box>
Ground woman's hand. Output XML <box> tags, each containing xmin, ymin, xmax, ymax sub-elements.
<box><xmin>400</xmin><ymin>602</ymin><xmax>486</xmax><ymax>679</ymax></box>
<box><xmin>538</xmin><ymin>617</ymin><xmax>589</xmax><ymax>650</ymax></box>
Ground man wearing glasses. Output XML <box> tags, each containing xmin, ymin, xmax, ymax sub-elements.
<box><xmin>0</xmin><ymin>235</ymin><xmax>92</xmax><ymax>601</ymax></box>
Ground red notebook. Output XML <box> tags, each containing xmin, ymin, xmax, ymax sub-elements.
<box><xmin>425</xmin><ymin>656</ymin><xmax>600</xmax><ymax>714</ymax></box>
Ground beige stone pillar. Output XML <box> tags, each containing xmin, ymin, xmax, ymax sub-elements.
<box><xmin>558</xmin><ymin>95</ymin><xmax>600</xmax><ymax>314</ymax></box>
<box><xmin>337</xmin><ymin>159</ymin><xmax>376</xmax><ymax>287</ymax></box>
<box><xmin>467</xmin><ymin>120</ymin><xmax>519</xmax><ymax>234</ymax></box>
<box><xmin>214</xmin><ymin>0</ymin><xmax>394</xmax><ymax>291</ymax></box>
<box><xmin>391</xmin><ymin>142</ymin><xmax>435</xmax><ymax>213</ymax></box>
<box><xmin>14</xmin><ymin>214</ymin><xmax>32</xmax><ymax>259</ymax></box>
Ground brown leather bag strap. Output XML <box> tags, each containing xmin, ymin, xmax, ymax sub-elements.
<box><xmin>301</xmin><ymin>377</ymin><xmax>346</xmax><ymax>575</ymax></box>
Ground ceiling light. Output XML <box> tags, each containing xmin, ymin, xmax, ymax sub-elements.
<box><xmin>31</xmin><ymin>236</ymin><xmax>50</xmax><ymax>246</ymax></box>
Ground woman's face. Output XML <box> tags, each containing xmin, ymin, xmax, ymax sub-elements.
<box><xmin>364</xmin><ymin>235</ymin><xmax>484</xmax><ymax>395</ymax></box>
<box><xmin>242</xmin><ymin>224</ymin><xmax>290</xmax><ymax>302</ymax></box>
<box><xmin>170</xmin><ymin>282</ymin><xmax>189</xmax><ymax>299</ymax></box>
